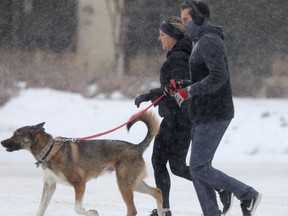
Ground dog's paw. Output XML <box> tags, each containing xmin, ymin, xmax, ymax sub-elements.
<box><xmin>75</xmin><ymin>206</ymin><xmax>99</xmax><ymax>216</ymax></box>
<box><xmin>88</xmin><ymin>209</ymin><xmax>99</xmax><ymax>216</ymax></box>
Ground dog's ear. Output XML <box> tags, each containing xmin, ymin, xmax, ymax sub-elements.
<box><xmin>35</xmin><ymin>122</ymin><xmax>45</xmax><ymax>132</ymax></box>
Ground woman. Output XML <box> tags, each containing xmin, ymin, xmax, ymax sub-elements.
<box><xmin>134</xmin><ymin>17</ymin><xmax>193</xmax><ymax>216</ymax></box>
<box><xmin>135</xmin><ymin>16</ymin><xmax>230</xmax><ymax>216</ymax></box>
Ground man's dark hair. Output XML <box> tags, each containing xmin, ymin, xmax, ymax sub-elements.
<box><xmin>180</xmin><ymin>1</ymin><xmax>210</xmax><ymax>22</ymax></box>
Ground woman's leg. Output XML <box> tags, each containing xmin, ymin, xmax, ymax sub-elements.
<box><xmin>152</xmin><ymin>119</ymin><xmax>171</xmax><ymax>209</ymax></box>
<box><xmin>168</xmin><ymin>124</ymin><xmax>192</xmax><ymax>181</ymax></box>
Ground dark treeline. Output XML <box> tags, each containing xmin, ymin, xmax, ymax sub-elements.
<box><xmin>1</xmin><ymin>0</ymin><xmax>287</xmax><ymax>97</ymax></box>
<box><xmin>124</xmin><ymin>0</ymin><xmax>288</xmax><ymax>96</ymax></box>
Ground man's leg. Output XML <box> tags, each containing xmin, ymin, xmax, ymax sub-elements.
<box><xmin>189</xmin><ymin>120</ymin><xmax>230</xmax><ymax>216</ymax></box>
<box><xmin>189</xmin><ymin>120</ymin><xmax>259</xmax><ymax>216</ymax></box>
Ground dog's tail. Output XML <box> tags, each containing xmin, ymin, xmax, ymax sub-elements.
<box><xmin>127</xmin><ymin>111</ymin><xmax>159</xmax><ymax>153</ymax></box>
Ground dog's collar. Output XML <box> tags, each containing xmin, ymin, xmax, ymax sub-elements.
<box><xmin>35</xmin><ymin>139</ymin><xmax>55</xmax><ymax>168</ymax></box>
<box><xmin>35</xmin><ymin>137</ymin><xmax>79</xmax><ymax>168</ymax></box>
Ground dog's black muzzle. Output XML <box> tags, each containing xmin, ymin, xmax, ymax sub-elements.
<box><xmin>1</xmin><ymin>139</ymin><xmax>22</xmax><ymax>152</ymax></box>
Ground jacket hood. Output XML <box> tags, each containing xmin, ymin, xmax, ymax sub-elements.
<box><xmin>199</xmin><ymin>24</ymin><xmax>224</xmax><ymax>40</ymax></box>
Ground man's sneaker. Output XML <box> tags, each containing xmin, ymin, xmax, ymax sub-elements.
<box><xmin>218</xmin><ymin>190</ymin><xmax>234</xmax><ymax>215</ymax></box>
<box><xmin>240</xmin><ymin>193</ymin><xmax>262</xmax><ymax>216</ymax></box>
<box><xmin>150</xmin><ymin>209</ymin><xmax>172</xmax><ymax>216</ymax></box>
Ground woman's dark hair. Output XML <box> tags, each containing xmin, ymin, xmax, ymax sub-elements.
<box><xmin>160</xmin><ymin>17</ymin><xmax>187</xmax><ymax>39</ymax></box>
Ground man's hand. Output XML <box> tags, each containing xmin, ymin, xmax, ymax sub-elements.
<box><xmin>174</xmin><ymin>86</ymin><xmax>191</xmax><ymax>107</ymax></box>
<box><xmin>164</xmin><ymin>79</ymin><xmax>192</xmax><ymax>96</ymax></box>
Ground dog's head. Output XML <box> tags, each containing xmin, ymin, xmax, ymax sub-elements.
<box><xmin>1</xmin><ymin>122</ymin><xmax>46</xmax><ymax>152</ymax></box>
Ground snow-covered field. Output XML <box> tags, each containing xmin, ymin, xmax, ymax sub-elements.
<box><xmin>0</xmin><ymin>88</ymin><xmax>287</xmax><ymax>216</ymax></box>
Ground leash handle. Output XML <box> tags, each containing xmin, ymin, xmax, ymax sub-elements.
<box><xmin>79</xmin><ymin>94</ymin><xmax>165</xmax><ymax>140</ymax></box>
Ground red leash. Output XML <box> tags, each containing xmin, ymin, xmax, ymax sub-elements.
<box><xmin>78</xmin><ymin>94</ymin><xmax>165</xmax><ymax>140</ymax></box>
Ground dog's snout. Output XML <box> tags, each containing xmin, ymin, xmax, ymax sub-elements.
<box><xmin>1</xmin><ymin>138</ymin><xmax>22</xmax><ymax>152</ymax></box>
<box><xmin>1</xmin><ymin>138</ymin><xmax>11</xmax><ymax>148</ymax></box>
<box><xmin>1</xmin><ymin>139</ymin><xmax>8</xmax><ymax>146</ymax></box>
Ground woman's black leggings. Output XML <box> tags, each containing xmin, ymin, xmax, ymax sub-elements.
<box><xmin>152</xmin><ymin>118</ymin><xmax>192</xmax><ymax>209</ymax></box>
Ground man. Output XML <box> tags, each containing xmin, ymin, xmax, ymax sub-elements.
<box><xmin>181</xmin><ymin>2</ymin><xmax>235</xmax><ymax>215</ymax></box>
<box><xmin>172</xmin><ymin>1</ymin><xmax>262</xmax><ymax>216</ymax></box>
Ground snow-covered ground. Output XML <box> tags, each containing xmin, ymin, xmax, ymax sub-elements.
<box><xmin>0</xmin><ymin>88</ymin><xmax>287</xmax><ymax>216</ymax></box>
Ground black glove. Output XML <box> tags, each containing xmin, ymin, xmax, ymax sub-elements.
<box><xmin>134</xmin><ymin>93</ymin><xmax>151</xmax><ymax>108</ymax></box>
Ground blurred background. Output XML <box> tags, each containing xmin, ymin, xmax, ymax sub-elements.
<box><xmin>0</xmin><ymin>0</ymin><xmax>287</xmax><ymax>106</ymax></box>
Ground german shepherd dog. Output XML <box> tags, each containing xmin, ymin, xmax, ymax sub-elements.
<box><xmin>1</xmin><ymin>111</ymin><xmax>163</xmax><ymax>216</ymax></box>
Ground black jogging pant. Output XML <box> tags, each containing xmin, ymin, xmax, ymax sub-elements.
<box><xmin>152</xmin><ymin>118</ymin><xmax>192</xmax><ymax>209</ymax></box>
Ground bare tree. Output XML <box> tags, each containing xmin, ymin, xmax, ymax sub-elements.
<box><xmin>105</xmin><ymin>0</ymin><xmax>125</xmax><ymax>75</ymax></box>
